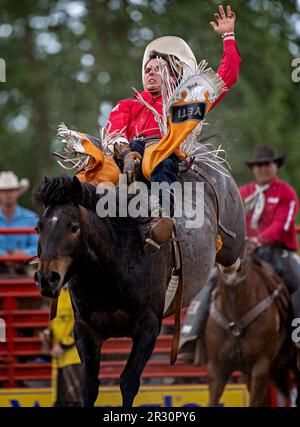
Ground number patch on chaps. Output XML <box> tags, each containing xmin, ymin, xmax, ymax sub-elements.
<box><xmin>171</xmin><ymin>102</ymin><xmax>207</xmax><ymax>123</ymax></box>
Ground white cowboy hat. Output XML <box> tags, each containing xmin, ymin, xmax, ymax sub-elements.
<box><xmin>0</xmin><ymin>171</ymin><xmax>30</xmax><ymax>194</ymax></box>
<box><xmin>142</xmin><ymin>36</ymin><xmax>197</xmax><ymax>80</ymax></box>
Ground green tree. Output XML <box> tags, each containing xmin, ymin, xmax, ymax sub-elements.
<box><xmin>0</xmin><ymin>0</ymin><xmax>299</xmax><ymax>208</ymax></box>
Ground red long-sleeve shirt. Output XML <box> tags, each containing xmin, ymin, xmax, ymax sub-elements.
<box><xmin>106</xmin><ymin>39</ymin><xmax>241</xmax><ymax>140</ymax></box>
<box><xmin>239</xmin><ymin>178</ymin><xmax>299</xmax><ymax>251</ymax></box>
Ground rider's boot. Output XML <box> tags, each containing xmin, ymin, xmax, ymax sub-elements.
<box><xmin>145</xmin><ymin>195</ymin><xmax>174</xmax><ymax>250</ymax></box>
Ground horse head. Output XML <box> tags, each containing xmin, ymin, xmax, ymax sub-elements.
<box><xmin>220</xmin><ymin>267</ymin><xmax>246</xmax><ymax>287</ymax></box>
<box><xmin>219</xmin><ymin>239</ymin><xmax>261</xmax><ymax>288</ymax></box>
<box><xmin>32</xmin><ymin>174</ymin><xmax>146</xmax><ymax>299</ymax></box>
<box><xmin>32</xmin><ymin>175</ymin><xmax>88</xmax><ymax>298</ymax></box>
<box><xmin>219</xmin><ymin>259</ymin><xmax>247</xmax><ymax>288</ymax></box>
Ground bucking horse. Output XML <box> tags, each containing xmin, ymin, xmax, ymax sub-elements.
<box><xmin>33</xmin><ymin>150</ymin><xmax>245</xmax><ymax>406</ymax></box>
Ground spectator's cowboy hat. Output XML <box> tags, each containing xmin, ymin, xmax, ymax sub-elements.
<box><xmin>0</xmin><ymin>171</ymin><xmax>30</xmax><ymax>194</ymax></box>
<box><xmin>246</xmin><ymin>145</ymin><xmax>285</xmax><ymax>168</ymax></box>
<box><xmin>142</xmin><ymin>36</ymin><xmax>197</xmax><ymax>80</ymax></box>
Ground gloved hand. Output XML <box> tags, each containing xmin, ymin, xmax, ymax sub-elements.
<box><xmin>123</xmin><ymin>151</ymin><xmax>142</xmax><ymax>184</ymax></box>
<box><xmin>113</xmin><ymin>138</ymin><xmax>130</xmax><ymax>159</ymax></box>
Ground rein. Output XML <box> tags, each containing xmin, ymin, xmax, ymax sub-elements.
<box><xmin>209</xmin><ymin>256</ymin><xmax>288</xmax><ymax>337</ymax></box>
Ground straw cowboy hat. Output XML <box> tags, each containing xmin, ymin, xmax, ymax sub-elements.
<box><xmin>142</xmin><ymin>35</ymin><xmax>197</xmax><ymax>80</ymax></box>
<box><xmin>246</xmin><ymin>146</ymin><xmax>285</xmax><ymax>168</ymax></box>
<box><xmin>0</xmin><ymin>171</ymin><xmax>30</xmax><ymax>194</ymax></box>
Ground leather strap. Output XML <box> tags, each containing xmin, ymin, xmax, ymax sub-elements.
<box><xmin>172</xmin><ymin>236</ymin><xmax>181</xmax><ymax>271</ymax></box>
<box><xmin>50</xmin><ymin>298</ymin><xmax>58</xmax><ymax>320</ymax></box>
<box><xmin>170</xmin><ymin>270</ymin><xmax>183</xmax><ymax>365</ymax></box>
<box><xmin>163</xmin><ymin>237</ymin><xmax>182</xmax><ymax>314</ymax></box>
<box><xmin>170</xmin><ymin>239</ymin><xmax>184</xmax><ymax>365</ymax></box>
<box><xmin>252</xmin><ymin>259</ymin><xmax>289</xmax><ymax>319</ymax></box>
<box><xmin>209</xmin><ymin>287</ymin><xmax>282</xmax><ymax>337</ymax></box>
<box><xmin>238</xmin><ymin>288</ymin><xmax>281</xmax><ymax>330</ymax></box>
<box><xmin>191</xmin><ymin>163</ymin><xmax>237</xmax><ymax>239</ymax></box>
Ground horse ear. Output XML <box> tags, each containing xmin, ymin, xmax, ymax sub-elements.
<box><xmin>71</xmin><ymin>176</ymin><xmax>83</xmax><ymax>206</ymax></box>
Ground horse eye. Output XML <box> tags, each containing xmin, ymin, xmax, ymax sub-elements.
<box><xmin>69</xmin><ymin>223</ymin><xmax>79</xmax><ymax>234</ymax></box>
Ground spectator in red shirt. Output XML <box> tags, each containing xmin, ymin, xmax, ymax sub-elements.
<box><xmin>240</xmin><ymin>145</ymin><xmax>300</xmax><ymax>342</ymax></box>
<box><xmin>104</xmin><ymin>5</ymin><xmax>241</xmax><ymax>248</ymax></box>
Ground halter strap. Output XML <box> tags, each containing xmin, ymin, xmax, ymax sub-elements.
<box><xmin>209</xmin><ymin>286</ymin><xmax>282</xmax><ymax>337</ymax></box>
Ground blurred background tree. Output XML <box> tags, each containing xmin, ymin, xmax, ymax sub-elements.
<box><xmin>0</xmin><ymin>0</ymin><xmax>300</xmax><ymax>209</ymax></box>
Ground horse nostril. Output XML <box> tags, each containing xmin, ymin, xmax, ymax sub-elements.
<box><xmin>34</xmin><ymin>270</ymin><xmax>43</xmax><ymax>285</ymax></box>
<box><xmin>34</xmin><ymin>270</ymin><xmax>60</xmax><ymax>287</ymax></box>
<box><xmin>48</xmin><ymin>271</ymin><xmax>61</xmax><ymax>285</ymax></box>
<box><xmin>34</xmin><ymin>270</ymin><xmax>61</xmax><ymax>298</ymax></box>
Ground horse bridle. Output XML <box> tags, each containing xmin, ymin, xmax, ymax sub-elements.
<box><xmin>209</xmin><ymin>267</ymin><xmax>284</xmax><ymax>337</ymax></box>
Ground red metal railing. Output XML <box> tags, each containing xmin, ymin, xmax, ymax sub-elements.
<box><xmin>0</xmin><ymin>227</ymin><xmax>45</xmax><ymax>386</ymax></box>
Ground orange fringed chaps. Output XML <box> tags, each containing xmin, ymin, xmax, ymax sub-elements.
<box><xmin>75</xmin><ymin>132</ymin><xmax>120</xmax><ymax>185</ymax></box>
<box><xmin>142</xmin><ymin>96</ymin><xmax>213</xmax><ymax>181</ymax></box>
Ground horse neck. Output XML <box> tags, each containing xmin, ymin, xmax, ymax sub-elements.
<box><xmin>79</xmin><ymin>210</ymin><xmax>138</xmax><ymax>278</ymax></box>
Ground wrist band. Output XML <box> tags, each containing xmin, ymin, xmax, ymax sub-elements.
<box><xmin>222</xmin><ymin>32</ymin><xmax>235</xmax><ymax>38</ymax></box>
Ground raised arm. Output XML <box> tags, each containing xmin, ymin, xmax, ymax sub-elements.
<box><xmin>210</xmin><ymin>5</ymin><xmax>241</xmax><ymax>109</ymax></box>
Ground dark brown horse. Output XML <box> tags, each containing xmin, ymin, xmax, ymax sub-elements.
<box><xmin>32</xmin><ymin>164</ymin><xmax>245</xmax><ymax>407</ymax></box>
<box><xmin>205</xmin><ymin>250</ymin><xmax>300</xmax><ymax>406</ymax></box>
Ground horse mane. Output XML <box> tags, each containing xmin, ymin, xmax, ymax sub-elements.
<box><xmin>32</xmin><ymin>175</ymin><xmax>148</xmax><ymax>231</ymax></box>
<box><xmin>32</xmin><ymin>175</ymin><xmax>98</xmax><ymax>211</ymax></box>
